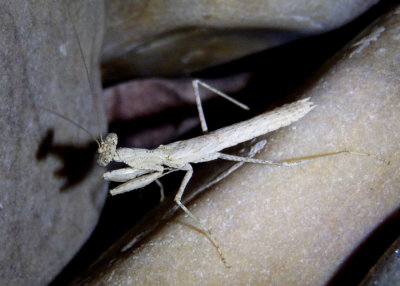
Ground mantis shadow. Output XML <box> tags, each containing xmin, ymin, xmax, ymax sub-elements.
<box><xmin>36</xmin><ymin>128</ymin><xmax>98</xmax><ymax>191</ymax></box>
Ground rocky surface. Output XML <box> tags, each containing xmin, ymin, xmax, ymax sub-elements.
<box><xmin>70</xmin><ymin>2</ymin><xmax>400</xmax><ymax>285</ymax></box>
<box><xmin>360</xmin><ymin>235</ymin><xmax>400</xmax><ymax>286</ymax></box>
<box><xmin>1</xmin><ymin>0</ymin><xmax>395</xmax><ymax>285</ymax></box>
<box><xmin>0</xmin><ymin>1</ymin><xmax>106</xmax><ymax>285</ymax></box>
<box><xmin>102</xmin><ymin>0</ymin><xmax>379</xmax><ymax>82</ymax></box>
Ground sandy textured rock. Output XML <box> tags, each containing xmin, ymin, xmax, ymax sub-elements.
<box><xmin>71</xmin><ymin>3</ymin><xmax>400</xmax><ymax>286</ymax></box>
<box><xmin>0</xmin><ymin>1</ymin><xmax>106</xmax><ymax>285</ymax></box>
<box><xmin>101</xmin><ymin>0</ymin><xmax>379</xmax><ymax>81</ymax></box>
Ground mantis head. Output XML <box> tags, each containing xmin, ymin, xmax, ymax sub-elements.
<box><xmin>97</xmin><ymin>133</ymin><xmax>118</xmax><ymax>167</ymax></box>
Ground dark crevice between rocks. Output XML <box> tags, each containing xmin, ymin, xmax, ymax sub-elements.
<box><xmin>327</xmin><ymin>207</ymin><xmax>400</xmax><ymax>286</ymax></box>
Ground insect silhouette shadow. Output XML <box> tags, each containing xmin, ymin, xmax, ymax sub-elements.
<box><xmin>36</xmin><ymin>129</ymin><xmax>98</xmax><ymax>191</ymax></box>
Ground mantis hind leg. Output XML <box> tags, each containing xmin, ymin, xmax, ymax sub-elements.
<box><xmin>217</xmin><ymin>150</ymin><xmax>390</xmax><ymax>166</ymax></box>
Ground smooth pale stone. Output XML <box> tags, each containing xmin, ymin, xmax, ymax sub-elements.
<box><xmin>101</xmin><ymin>0</ymin><xmax>379</xmax><ymax>80</ymax></box>
<box><xmin>0</xmin><ymin>1</ymin><xmax>106</xmax><ymax>285</ymax></box>
<box><xmin>71</xmin><ymin>3</ymin><xmax>400</xmax><ymax>286</ymax></box>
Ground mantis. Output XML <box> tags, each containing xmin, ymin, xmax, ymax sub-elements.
<box><xmin>95</xmin><ymin>80</ymin><xmax>387</xmax><ymax>268</ymax></box>
<box><xmin>64</xmin><ymin>5</ymin><xmax>388</xmax><ymax>268</ymax></box>
<box><xmin>96</xmin><ymin>79</ymin><xmax>318</xmax><ymax>267</ymax></box>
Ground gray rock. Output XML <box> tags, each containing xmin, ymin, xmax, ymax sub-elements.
<box><xmin>0</xmin><ymin>1</ymin><xmax>106</xmax><ymax>285</ymax></box>
<box><xmin>69</xmin><ymin>2</ymin><xmax>400</xmax><ymax>285</ymax></box>
<box><xmin>360</xmin><ymin>235</ymin><xmax>400</xmax><ymax>286</ymax></box>
<box><xmin>101</xmin><ymin>0</ymin><xmax>379</xmax><ymax>81</ymax></box>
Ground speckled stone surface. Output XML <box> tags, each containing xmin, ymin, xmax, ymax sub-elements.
<box><xmin>0</xmin><ymin>1</ymin><xmax>106</xmax><ymax>285</ymax></box>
